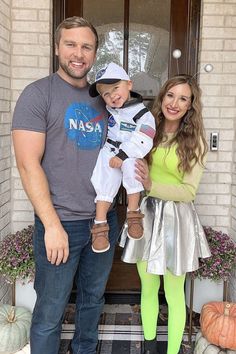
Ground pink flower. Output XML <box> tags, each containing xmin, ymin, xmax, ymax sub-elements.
<box><xmin>0</xmin><ymin>225</ymin><xmax>35</xmax><ymax>284</ymax></box>
<box><xmin>190</xmin><ymin>226</ymin><xmax>236</xmax><ymax>281</ymax></box>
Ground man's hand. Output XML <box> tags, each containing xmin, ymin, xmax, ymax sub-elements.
<box><xmin>44</xmin><ymin>225</ymin><xmax>69</xmax><ymax>265</ymax></box>
<box><xmin>109</xmin><ymin>156</ymin><xmax>123</xmax><ymax>168</ymax></box>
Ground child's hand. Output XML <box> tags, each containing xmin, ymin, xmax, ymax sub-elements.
<box><xmin>109</xmin><ymin>156</ymin><xmax>123</xmax><ymax>168</ymax></box>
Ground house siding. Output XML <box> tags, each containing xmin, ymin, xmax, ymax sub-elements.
<box><xmin>11</xmin><ymin>0</ymin><xmax>52</xmax><ymax>232</ymax></box>
<box><xmin>197</xmin><ymin>0</ymin><xmax>236</xmax><ymax>238</ymax></box>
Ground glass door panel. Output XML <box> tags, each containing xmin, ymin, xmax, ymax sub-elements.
<box><xmin>83</xmin><ymin>0</ymin><xmax>124</xmax><ymax>83</ymax></box>
<box><xmin>83</xmin><ymin>0</ymin><xmax>171</xmax><ymax>98</ymax></box>
<box><xmin>129</xmin><ymin>0</ymin><xmax>170</xmax><ymax>98</ymax></box>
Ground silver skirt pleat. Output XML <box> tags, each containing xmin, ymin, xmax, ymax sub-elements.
<box><xmin>120</xmin><ymin>196</ymin><xmax>211</xmax><ymax>276</ymax></box>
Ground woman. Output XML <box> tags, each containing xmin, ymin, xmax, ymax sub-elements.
<box><xmin>120</xmin><ymin>75</ymin><xmax>211</xmax><ymax>354</ymax></box>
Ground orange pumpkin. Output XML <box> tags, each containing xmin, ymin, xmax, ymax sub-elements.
<box><xmin>200</xmin><ymin>302</ymin><xmax>236</xmax><ymax>350</ymax></box>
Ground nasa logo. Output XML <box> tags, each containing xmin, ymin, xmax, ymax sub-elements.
<box><xmin>64</xmin><ymin>102</ymin><xmax>104</xmax><ymax>150</ymax></box>
<box><xmin>95</xmin><ymin>66</ymin><xmax>107</xmax><ymax>81</ymax></box>
<box><xmin>108</xmin><ymin>114</ymin><xmax>116</xmax><ymax>127</ymax></box>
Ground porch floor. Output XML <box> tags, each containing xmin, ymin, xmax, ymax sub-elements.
<box><xmin>59</xmin><ymin>303</ymin><xmax>200</xmax><ymax>354</ymax></box>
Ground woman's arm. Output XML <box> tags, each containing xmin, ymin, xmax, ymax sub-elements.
<box><xmin>135</xmin><ymin>158</ymin><xmax>205</xmax><ymax>202</ymax></box>
<box><xmin>149</xmin><ymin>161</ymin><xmax>204</xmax><ymax>202</ymax></box>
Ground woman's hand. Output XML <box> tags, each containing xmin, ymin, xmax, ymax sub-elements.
<box><xmin>135</xmin><ymin>159</ymin><xmax>152</xmax><ymax>192</ymax></box>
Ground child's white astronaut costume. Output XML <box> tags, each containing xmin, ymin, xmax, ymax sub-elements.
<box><xmin>89</xmin><ymin>63</ymin><xmax>156</xmax><ymax>203</ymax></box>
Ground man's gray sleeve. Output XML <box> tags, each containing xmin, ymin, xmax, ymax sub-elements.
<box><xmin>12</xmin><ymin>83</ymin><xmax>48</xmax><ymax>132</ymax></box>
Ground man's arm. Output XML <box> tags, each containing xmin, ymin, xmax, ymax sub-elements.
<box><xmin>12</xmin><ymin>130</ymin><xmax>69</xmax><ymax>265</ymax></box>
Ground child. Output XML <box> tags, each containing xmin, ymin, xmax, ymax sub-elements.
<box><xmin>89</xmin><ymin>62</ymin><xmax>156</xmax><ymax>253</ymax></box>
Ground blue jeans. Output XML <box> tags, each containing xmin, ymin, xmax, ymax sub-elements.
<box><xmin>30</xmin><ymin>209</ymin><xmax>118</xmax><ymax>354</ymax></box>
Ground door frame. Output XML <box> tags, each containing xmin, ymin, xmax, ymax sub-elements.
<box><xmin>52</xmin><ymin>0</ymin><xmax>201</xmax><ymax>297</ymax></box>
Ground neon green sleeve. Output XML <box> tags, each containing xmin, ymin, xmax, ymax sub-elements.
<box><xmin>148</xmin><ymin>160</ymin><xmax>205</xmax><ymax>202</ymax></box>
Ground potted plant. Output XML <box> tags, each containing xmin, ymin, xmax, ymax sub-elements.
<box><xmin>0</xmin><ymin>225</ymin><xmax>36</xmax><ymax>312</ymax></box>
<box><xmin>185</xmin><ymin>226</ymin><xmax>236</xmax><ymax>313</ymax></box>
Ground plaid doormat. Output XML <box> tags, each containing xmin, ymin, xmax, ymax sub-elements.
<box><xmin>59</xmin><ymin>304</ymin><xmax>200</xmax><ymax>354</ymax></box>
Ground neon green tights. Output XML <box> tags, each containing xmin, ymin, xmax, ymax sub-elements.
<box><xmin>137</xmin><ymin>261</ymin><xmax>186</xmax><ymax>354</ymax></box>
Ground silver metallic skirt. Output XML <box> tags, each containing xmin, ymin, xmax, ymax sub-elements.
<box><xmin>120</xmin><ymin>196</ymin><xmax>211</xmax><ymax>276</ymax></box>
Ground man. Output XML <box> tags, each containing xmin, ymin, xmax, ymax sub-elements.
<box><xmin>12</xmin><ymin>17</ymin><xmax>119</xmax><ymax>354</ymax></box>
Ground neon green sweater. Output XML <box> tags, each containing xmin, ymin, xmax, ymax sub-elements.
<box><xmin>148</xmin><ymin>137</ymin><xmax>205</xmax><ymax>203</ymax></box>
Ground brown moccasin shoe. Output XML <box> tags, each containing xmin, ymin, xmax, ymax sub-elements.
<box><xmin>91</xmin><ymin>222</ymin><xmax>110</xmax><ymax>253</ymax></box>
<box><xmin>127</xmin><ymin>210</ymin><xmax>144</xmax><ymax>240</ymax></box>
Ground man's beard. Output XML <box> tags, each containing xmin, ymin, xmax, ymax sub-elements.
<box><xmin>59</xmin><ymin>60</ymin><xmax>91</xmax><ymax>80</ymax></box>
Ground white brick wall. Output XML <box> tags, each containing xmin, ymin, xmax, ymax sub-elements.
<box><xmin>198</xmin><ymin>0</ymin><xmax>236</xmax><ymax>238</ymax></box>
<box><xmin>11</xmin><ymin>0</ymin><xmax>52</xmax><ymax>232</ymax></box>
<box><xmin>0</xmin><ymin>0</ymin><xmax>12</xmax><ymax>303</ymax></box>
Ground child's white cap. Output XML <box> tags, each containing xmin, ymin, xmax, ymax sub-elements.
<box><xmin>89</xmin><ymin>62</ymin><xmax>130</xmax><ymax>97</ymax></box>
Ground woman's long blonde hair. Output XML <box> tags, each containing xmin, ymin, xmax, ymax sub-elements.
<box><xmin>147</xmin><ymin>75</ymin><xmax>208</xmax><ymax>173</ymax></box>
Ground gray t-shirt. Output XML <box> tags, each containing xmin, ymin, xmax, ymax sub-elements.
<box><xmin>12</xmin><ymin>73</ymin><xmax>108</xmax><ymax>220</ymax></box>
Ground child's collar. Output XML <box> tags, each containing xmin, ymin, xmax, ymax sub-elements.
<box><xmin>122</xmin><ymin>91</ymin><xmax>143</xmax><ymax>108</ymax></box>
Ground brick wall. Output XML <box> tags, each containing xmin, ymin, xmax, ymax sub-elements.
<box><xmin>11</xmin><ymin>0</ymin><xmax>52</xmax><ymax>232</ymax></box>
<box><xmin>196</xmin><ymin>0</ymin><xmax>236</xmax><ymax>238</ymax></box>
<box><xmin>0</xmin><ymin>0</ymin><xmax>12</xmax><ymax>303</ymax></box>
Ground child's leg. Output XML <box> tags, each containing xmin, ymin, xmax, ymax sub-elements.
<box><xmin>121</xmin><ymin>158</ymin><xmax>144</xmax><ymax>195</ymax></box>
<box><xmin>95</xmin><ymin>200</ymin><xmax>111</xmax><ymax>222</ymax></box>
<box><xmin>122</xmin><ymin>158</ymin><xmax>144</xmax><ymax>240</ymax></box>
<box><xmin>137</xmin><ymin>260</ymin><xmax>160</xmax><ymax>340</ymax></box>
<box><xmin>127</xmin><ymin>192</ymin><xmax>140</xmax><ymax>211</ymax></box>
<box><xmin>91</xmin><ymin>147</ymin><xmax>122</xmax><ymax>205</ymax></box>
<box><xmin>126</xmin><ymin>192</ymin><xmax>144</xmax><ymax>240</ymax></box>
<box><xmin>91</xmin><ymin>201</ymin><xmax>112</xmax><ymax>253</ymax></box>
<box><xmin>163</xmin><ymin>270</ymin><xmax>186</xmax><ymax>354</ymax></box>
<box><xmin>90</xmin><ymin>149</ymin><xmax>121</xmax><ymax>253</ymax></box>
